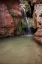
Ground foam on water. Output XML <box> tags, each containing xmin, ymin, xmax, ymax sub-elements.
<box><xmin>23</xmin><ymin>34</ymin><xmax>33</xmax><ymax>37</ymax></box>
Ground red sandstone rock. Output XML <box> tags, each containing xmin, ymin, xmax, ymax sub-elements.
<box><xmin>13</xmin><ymin>17</ymin><xmax>21</xmax><ymax>30</ymax></box>
<box><xmin>0</xmin><ymin>0</ymin><xmax>22</xmax><ymax>37</ymax></box>
<box><xmin>34</xmin><ymin>28</ymin><xmax>42</xmax><ymax>37</ymax></box>
<box><xmin>4</xmin><ymin>0</ymin><xmax>22</xmax><ymax>16</ymax></box>
<box><xmin>33</xmin><ymin>4</ymin><xmax>42</xmax><ymax>28</ymax></box>
<box><xmin>34</xmin><ymin>36</ymin><xmax>42</xmax><ymax>44</ymax></box>
<box><xmin>10</xmin><ymin>9</ymin><xmax>22</xmax><ymax>17</ymax></box>
<box><xmin>9</xmin><ymin>4</ymin><xmax>22</xmax><ymax>31</ymax></box>
<box><xmin>34</xmin><ymin>28</ymin><xmax>42</xmax><ymax>44</ymax></box>
<box><xmin>6</xmin><ymin>0</ymin><xmax>22</xmax><ymax>32</ymax></box>
<box><xmin>0</xmin><ymin>4</ymin><xmax>14</xmax><ymax>37</ymax></box>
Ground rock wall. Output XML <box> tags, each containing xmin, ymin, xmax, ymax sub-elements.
<box><xmin>0</xmin><ymin>4</ymin><xmax>14</xmax><ymax>37</ymax></box>
<box><xmin>30</xmin><ymin>0</ymin><xmax>42</xmax><ymax>6</ymax></box>
<box><xmin>33</xmin><ymin>4</ymin><xmax>42</xmax><ymax>28</ymax></box>
<box><xmin>0</xmin><ymin>0</ymin><xmax>22</xmax><ymax>37</ymax></box>
<box><xmin>34</xmin><ymin>28</ymin><xmax>42</xmax><ymax>44</ymax></box>
<box><xmin>33</xmin><ymin>4</ymin><xmax>42</xmax><ymax>44</ymax></box>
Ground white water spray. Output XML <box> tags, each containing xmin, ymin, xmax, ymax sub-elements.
<box><xmin>23</xmin><ymin>8</ymin><xmax>31</xmax><ymax>35</ymax></box>
<box><xmin>20</xmin><ymin>3</ymin><xmax>32</xmax><ymax>35</ymax></box>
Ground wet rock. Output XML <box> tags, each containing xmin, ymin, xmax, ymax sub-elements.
<box><xmin>0</xmin><ymin>4</ymin><xmax>14</xmax><ymax>37</ymax></box>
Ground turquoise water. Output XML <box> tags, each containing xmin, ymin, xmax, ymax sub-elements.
<box><xmin>0</xmin><ymin>36</ymin><xmax>42</xmax><ymax>64</ymax></box>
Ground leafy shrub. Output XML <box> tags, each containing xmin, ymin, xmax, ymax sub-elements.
<box><xmin>19</xmin><ymin>18</ymin><xmax>27</xmax><ymax>32</ymax></box>
<box><xmin>9</xmin><ymin>12</ymin><xmax>17</xmax><ymax>17</ymax></box>
<box><xmin>7</xmin><ymin>5</ymin><xmax>12</xmax><ymax>10</ymax></box>
<box><xmin>7</xmin><ymin>5</ymin><xmax>17</xmax><ymax>17</ymax></box>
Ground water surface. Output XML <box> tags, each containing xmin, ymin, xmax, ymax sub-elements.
<box><xmin>0</xmin><ymin>36</ymin><xmax>42</xmax><ymax>64</ymax></box>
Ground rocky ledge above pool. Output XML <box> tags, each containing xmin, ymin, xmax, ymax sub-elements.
<box><xmin>34</xmin><ymin>28</ymin><xmax>42</xmax><ymax>44</ymax></box>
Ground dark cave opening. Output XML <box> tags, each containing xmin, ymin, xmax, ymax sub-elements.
<box><xmin>26</xmin><ymin>1</ymin><xmax>34</xmax><ymax>18</ymax></box>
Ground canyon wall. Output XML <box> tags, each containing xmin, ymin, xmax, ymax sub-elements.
<box><xmin>0</xmin><ymin>0</ymin><xmax>22</xmax><ymax>37</ymax></box>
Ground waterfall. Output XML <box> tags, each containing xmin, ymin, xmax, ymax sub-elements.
<box><xmin>23</xmin><ymin>8</ymin><xmax>31</xmax><ymax>35</ymax></box>
<box><xmin>20</xmin><ymin>3</ymin><xmax>32</xmax><ymax>35</ymax></box>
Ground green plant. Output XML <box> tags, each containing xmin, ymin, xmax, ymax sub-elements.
<box><xmin>9</xmin><ymin>12</ymin><xmax>17</xmax><ymax>17</ymax></box>
<box><xmin>19</xmin><ymin>23</ymin><xmax>22</xmax><ymax>32</ymax></box>
<box><xmin>18</xmin><ymin>18</ymin><xmax>27</xmax><ymax>33</ymax></box>
<box><xmin>7</xmin><ymin>5</ymin><xmax>12</xmax><ymax>10</ymax></box>
<box><xmin>21</xmin><ymin>19</ymin><xmax>27</xmax><ymax>28</ymax></box>
<box><xmin>7</xmin><ymin>5</ymin><xmax>17</xmax><ymax>17</ymax></box>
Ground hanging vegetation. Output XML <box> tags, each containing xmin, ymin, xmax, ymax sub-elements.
<box><xmin>18</xmin><ymin>18</ymin><xmax>27</xmax><ymax>33</ymax></box>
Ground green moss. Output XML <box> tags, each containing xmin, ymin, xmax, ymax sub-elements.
<box><xmin>7</xmin><ymin>5</ymin><xmax>12</xmax><ymax>10</ymax></box>
<box><xmin>20</xmin><ymin>0</ymin><xmax>31</xmax><ymax>12</ymax></box>
<box><xmin>9</xmin><ymin>12</ymin><xmax>17</xmax><ymax>17</ymax></box>
<box><xmin>7</xmin><ymin>5</ymin><xmax>17</xmax><ymax>17</ymax></box>
<box><xmin>21</xmin><ymin>19</ymin><xmax>27</xmax><ymax>28</ymax></box>
<box><xmin>19</xmin><ymin>23</ymin><xmax>22</xmax><ymax>32</ymax></box>
<box><xmin>18</xmin><ymin>18</ymin><xmax>27</xmax><ymax>33</ymax></box>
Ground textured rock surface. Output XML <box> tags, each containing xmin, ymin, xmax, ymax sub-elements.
<box><xmin>34</xmin><ymin>28</ymin><xmax>42</xmax><ymax>37</ymax></box>
<box><xmin>33</xmin><ymin>4</ymin><xmax>42</xmax><ymax>28</ymax></box>
<box><xmin>34</xmin><ymin>36</ymin><xmax>42</xmax><ymax>44</ymax></box>
<box><xmin>8</xmin><ymin>0</ymin><xmax>22</xmax><ymax>33</ymax></box>
<box><xmin>34</xmin><ymin>28</ymin><xmax>42</xmax><ymax>44</ymax></box>
<box><xmin>0</xmin><ymin>0</ymin><xmax>22</xmax><ymax>37</ymax></box>
<box><xmin>0</xmin><ymin>4</ymin><xmax>14</xmax><ymax>37</ymax></box>
<box><xmin>30</xmin><ymin>0</ymin><xmax>42</xmax><ymax>6</ymax></box>
<box><xmin>34</xmin><ymin>4</ymin><xmax>42</xmax><ymax>44</ymax></box>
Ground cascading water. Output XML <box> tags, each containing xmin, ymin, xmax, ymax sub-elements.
<box><xmin>20</xmin><ymin>3</ymin><xmax>32</xmax><ymax>35</ymax></box>
<box><xmin>23</xmin><ymin>8</ymin><xmax>31</xmax><ymax>35</ymax></box>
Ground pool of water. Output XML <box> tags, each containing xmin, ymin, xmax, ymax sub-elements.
<box><xmin>0</xmin><ymin>36</ymin><xmax>42</xmax><ymax>64</ymax></box>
